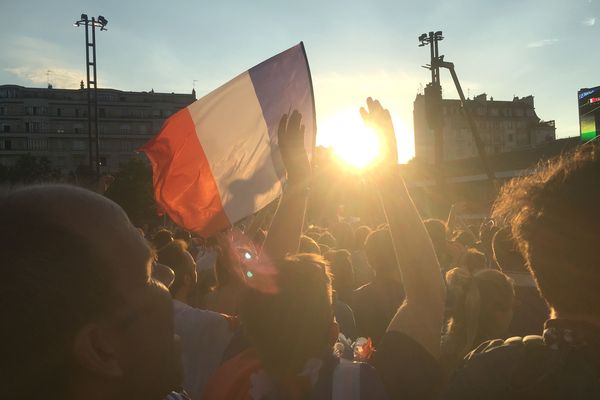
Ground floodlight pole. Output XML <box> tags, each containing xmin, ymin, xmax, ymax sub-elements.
<box><xmin>74</xmin><ymin>14</ymin><xmax>107</xmax><ymax>178</ymax></box>
<box><xmin>419</xmin><ymin>31</ymin><xmax>496</xmax><ymax>184</ymax></box>
<box><xmin>419</xmin><ymin>32</ymin><xmax>445</xmax><ymax>192</ymax></box>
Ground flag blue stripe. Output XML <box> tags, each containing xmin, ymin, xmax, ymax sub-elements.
<box><xmin>248</xmin><ymin>43</ymin><xmax>316</xmax><ymax>181</ymax></box>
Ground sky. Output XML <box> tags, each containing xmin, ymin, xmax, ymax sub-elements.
<box><xmin>1</xmin><ymin>0</ymin><xmax>598</xmax><ymax>162</ymax></box>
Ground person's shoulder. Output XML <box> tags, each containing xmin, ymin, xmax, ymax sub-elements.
<box><xmin>372</xmin><ymin>331</ymin><xmax>442</xmax><ymax>400</ymax></box>
<box><xmin>173</xmin><ymin>300</ymin><xmax>237</xmax><ymax>331</ymax></box>
<box><xmin>464</xmin><ymin>334</ymin><xmax>545</xmax><ymax>360</ymax></box>
<box><xmin>445</xmin><ymin>335</ymin><xmax>553</xmax><ymax>400</ymax></box>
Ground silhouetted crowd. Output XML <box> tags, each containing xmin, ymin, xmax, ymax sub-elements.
<box><xmin>3</xmin><ymin>99</ymin><xmax>599</xmax><ymax>400</ymax></box>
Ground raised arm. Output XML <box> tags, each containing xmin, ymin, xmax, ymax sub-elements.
<box><xmin>261</xmin><ymin>110</ymin><xmax>311</xmax><ymax>260</ymax></box>
<box><xmin>361</xmin><ymin>98</ymin><xmax>446</xmax><ymax>359</ymax></box>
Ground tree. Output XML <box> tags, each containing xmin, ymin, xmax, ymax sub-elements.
<box><xmin>105</xmin><ymin>156</ymin><xmax>160</xmax><ymax>227</ymax></box>
<box><xmin>0</xmin><ymin>154</ymin><xmax>62</xmax><ymax>185</ymax></box>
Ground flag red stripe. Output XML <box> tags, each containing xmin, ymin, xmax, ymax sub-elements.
<box><xmin>141</xmin><ymin>108</ymin><xmax>231</xmax><ymax>236</ymax></box>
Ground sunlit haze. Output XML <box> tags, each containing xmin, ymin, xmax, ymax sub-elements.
<box><xmin>1</xmin><ymin>0</ymin><xmax>599</xmax><ymax>162</ymax></box>
<box><xmin>317</xmin><ymin>108</ymin><xmax>414</xmax><ymax>166</ymax></box>
<box><xmin>318</xmin><ymin>109</ymin><xmax>381</xmax><ymax>168</ymax></box>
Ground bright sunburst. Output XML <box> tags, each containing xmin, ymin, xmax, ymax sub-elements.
<box><xmin>317</xmin><ymin>109</ymin><xmax>381</xmax><ymax>169</ymax></box>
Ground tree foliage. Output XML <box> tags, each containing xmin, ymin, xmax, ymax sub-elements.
<box><xmin>105</xmin><ymin>156</ymin><xmax>159</xmax><ymax>227</ymax></box>
<box><xmin>0</xmin><ymin>154</ymin><xmax>62</xmax><ymax>185</ymax></box>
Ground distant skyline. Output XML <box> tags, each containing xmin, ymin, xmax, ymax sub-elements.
<box><xmin>1</xmin><ymin>0</ymin><xmax>598</xmax><ymax>162</ymax></box>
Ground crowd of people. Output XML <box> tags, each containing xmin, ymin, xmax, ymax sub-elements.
<box><xmin>3</xmin><ymin>98</ymin><xmax>599</xmax><ymax>400</ymax></box>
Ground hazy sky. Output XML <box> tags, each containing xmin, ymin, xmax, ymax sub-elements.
<box><xmin>1</xmin><ymin>0</ymin><xmax>598</xmax><ymax>162</ymax></box>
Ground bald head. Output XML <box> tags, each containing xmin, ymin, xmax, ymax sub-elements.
<box><xmin>0</xmin><ymin>184</ymin><xmax>161</xmax><ymax>399</ymax></box>
<box><xmin>1</xmin><ymin>184</ymin><xmax>152</xmax><ymax>286</ymax></box>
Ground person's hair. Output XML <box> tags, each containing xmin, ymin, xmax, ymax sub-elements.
<box><xmin>157</xmin><ymin>240</ymin><xmax>195</xmax><ymax>295</ymax></box>
<box><xmin>353</xmin><ymin>225</ymin><xmax>371</xmax><ymax>250</ymax></box>
<box><xmin>444</xmin><ymin>268</ymin><xmax>514</xmax><ymax>360</ymax></box>
<box><xmin>0</xmin><ymin>201</ymin><xmax>136</xmax><ymax>399</ymax></box>
<box><xmin>330</xmin><ymin>222</ymin><xmax>354</xmax><ymax>251</ymax></box>
<box><xmin>364</xmin><ymin>228</ymin><xmax>398</xmax><ymax>277</ymax></box>
<box><xmin>463</xmin><ymin>248</ymin><xmax>487</xmax><ymax>275</ymax></box>
<box><xmin>299</xmin><ymin>235</ymin><xmax>321</xmax><ymax>255</ymax></box>
<box><xmin>318</xmin><ymin>231</ymin><xmax>337</xmax><ymax>249</ymax></box>
<box><xmin>239</xmin><ymin>254</ymin><xmax>333</xmax><ymax>378</ymax></box>
<box><xmin>492</xmin><ymin>143</ymin><xmax>600</xmax><ymax>315</ymax></box>
<box><xmin>152</xmin><ymin>229</ymin><xmax>173</xmax><ymax>250</ymax></box>
<box><xmin>492</xmin><ymin>227</ymin><xmax>527</xmax><ymax>274</ymax></box>
<box><xmin>324</xmin><ymin>249</ymin><xmax>354</xmax><ymax>304</ymax></box>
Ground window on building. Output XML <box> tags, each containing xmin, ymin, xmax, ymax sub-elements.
<box><xmin>120</xmin><ymin>125</ymin><xmax>130</xmax><ymax>135</ymax></box>
<box><xmin>57</xmin><ymin>108</ymin><xmax>62</xmax><ymax>117</ymax></box>
<box><xmin>99</xmin><ymin>108</ymin><xmax>106</xmax><ymax>117</ymax></box>
<box><xmin>508</xmin><ymin>134</ymin><xmax>514</xmax><ymax>142</ymax></box>
<box><xmin>4</xmin><ymin>140</ymin><xmax>11</xmax><ymax>150</ymax></box>
<box><xmin>0</xmin><ymin>107</ymin><xmax>5</xmax><ymax>115</ymax></box>
<box><xmin>56</xmin><ymin>156</ymin><xmax>66</xmax><ymax>168</ymax></box>
<box><xmin>32</xmin><ymin>106</ymin><xmax>37</xmax><ymax>115</ymax></box>
<box><xmin>74</xmin><ymin>127</ymin><xmax>79</xmax><ymax>134</ymax></box>
<box><xmin>72</xmin><ymin>140</ymin><xmax>86</xmax><ymax>151</ymax></box>
<box><xmin>75</xmin><ymin>108</ymin><xmax>80</xmax><ymax>117</ymax></box>
<box><xmin>99</xmin><ymin>156</ymin><xmax>107</xmax><ymax>167</ymax></box>
<box><xmin>3</xmin><ymin>125</ymin><xmax>10</xmax><ymax>133</ymax></box>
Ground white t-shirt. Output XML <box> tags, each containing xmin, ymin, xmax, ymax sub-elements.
<box><xmin>172</xmin><ymin>299</ymin><xmax>234</xmax><ymax>400</ymax></box>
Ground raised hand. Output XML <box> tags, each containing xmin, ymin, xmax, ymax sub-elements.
<box><xmin>278</xmin><ymin>110</ymin><xmax>311</xmax><ymax>185</ymax></box>
<box><xmin>360</xmin><ymin>97</ymin><xmax>398</xmax><ymax>168</ymax></box>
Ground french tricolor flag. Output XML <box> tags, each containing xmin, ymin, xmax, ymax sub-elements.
<box><xmin>141</xmin><ymin>43</ymin><xmax>316</xmax><ymax>237</ymax></box>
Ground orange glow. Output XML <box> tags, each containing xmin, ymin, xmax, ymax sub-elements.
<box><xmin>317</xmin><ymin>109</ymin><xmax>381</xmax><ymax>169</ymax></box>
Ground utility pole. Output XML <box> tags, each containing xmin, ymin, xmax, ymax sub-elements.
<box><xmin>74</xmin><ymin>14</ymin><xmax>108</xmax><ymax>178</ymax></box>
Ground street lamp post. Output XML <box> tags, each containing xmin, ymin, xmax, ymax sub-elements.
<box><xmin>74</xmin><ymin>14</ymin><xmax>108</xmax><ymax>178</ymax></box>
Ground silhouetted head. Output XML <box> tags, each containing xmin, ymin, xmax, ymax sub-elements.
<box><xmin>318</xmin><ymin>231</ymin><xmax>337</xmax><ymax>249</ymax></box>
<box><xmin>157</xmin><ymin>239</ymin><xmax>197</xmax><ymax>301</ymax></box>
<box><xmin>324</xmin><ymin>249</ymin><xmax>355</xmax><ymax>304</ymax></box>
<box><xmin>364</xmin><ymin>228</ymin><xmax>400</xmax><ymax>281</ymax></box>
<box><xmin>492</xmin><ymin>227</ymin><xmax>527</xmax><ymax>274</ymax></box>
<box><xmin>151</xmin><ymin>229</ymin><xmax>173</xmax><ymax>251</ymax></box>
<box><xmin>493</xmin><ymin>143</ymin><xmax>600</xmax><ymax>317</ymax></box>
<box><xmin>299</xmin><ymin>235</ymin><xmax>321</xmax><ymax>255</ymax></box>
<box><xmin>454</xmin><ymin>230</ymin><xmax>477</xmax><ymax>249</ymax></box>
<box><xmin>239</xmin><ymin>254</ymin><xmax>335</xmax><ymax>378</ymax></box>
<box><xmin>444</xmin><ymin>268</ymin><xmax>514</xmax><ymax>360</ymax></box>
<box><xmin>0</xmin><ymin>184</ymin><xmax>178</xmax><ymax>400</ymax></box>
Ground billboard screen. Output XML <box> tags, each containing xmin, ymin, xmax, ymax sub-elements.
<box><xmin>579</xmin><ymin>86</ymin><xmax>600</xmax><ymax>142</ymax></box>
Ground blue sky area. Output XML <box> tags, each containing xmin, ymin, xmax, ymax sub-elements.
<box><xmin>1</xmin><ymin>0</ymin><xmax>598</xmax><ymax>161</ymax></box>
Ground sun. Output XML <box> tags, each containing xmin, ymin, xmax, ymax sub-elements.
<box><xmin>317</xmin><ymin>109</ymin><xmax>382</xmax><ymax>169</ymax></box>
